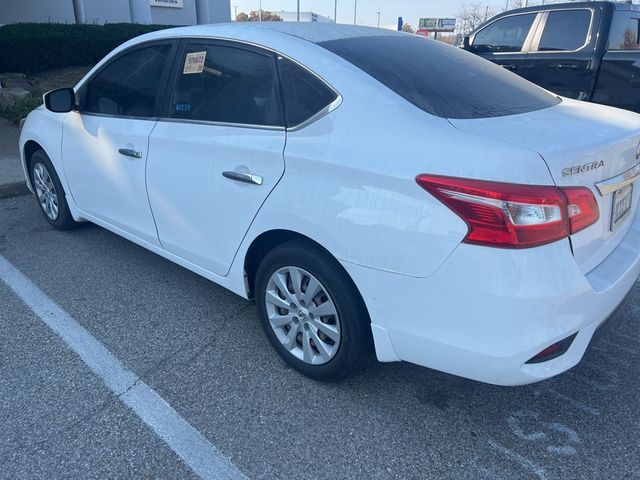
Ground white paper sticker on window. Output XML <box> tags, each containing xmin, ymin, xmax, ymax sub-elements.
<box><xmin>184</xmin><ymin>51</ymin><xmax>207</xmax><ymax>74</ymax></box>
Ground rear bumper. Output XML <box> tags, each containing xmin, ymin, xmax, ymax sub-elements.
<box><xmin>344</xmin><ymin>212</ymin><xmax>640</xmax><ymax>386</ymax></box>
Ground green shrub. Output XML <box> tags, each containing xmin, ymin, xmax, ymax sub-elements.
<box><xmin>0</xmin><ymin>23</ymin><xmax>175</xmax><ymax>73</ymax></box>
<box><xmin>1</xmin><ymin>94</ymin><xmax>43</xmax><ymax>124</ymax></box>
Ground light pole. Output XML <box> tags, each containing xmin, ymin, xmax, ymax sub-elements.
<box><xmin>376</xmin><ymin>11</ymin><xmax>381</xmax><ymax>28</ymax></box>
<box><xmin>353</xmin><ymin>0</ymin><xmax>357</xmax><ymax>25</ymax></box>
<box><xmin>334</xmin><ymin>0</ymin><xmax>338</xmax><ymax>23</ymax></box>
<box><xmin>259</xmin><ymin>0</ymin><xmax>262</xmax><ymax>21</ymax></box>
<box><xmin>233</xmin><ymin>5</ymin><xmax>238</xmax><ymax>19</ymax></box>
<box><xmin>297</xmin><ymin>0</ymin><xmax>300</xmax><ymax>21</ymax></box>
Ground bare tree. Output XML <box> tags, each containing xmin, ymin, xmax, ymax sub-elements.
<box><xmin>401</xmin><ymin>23</ymin><xmax>415</xmax><ymax>34</ymax></box>
<box><xmin>455</xmin><ymin>2</ymin><xmax>497</xmax><ymax>36</ymax></box>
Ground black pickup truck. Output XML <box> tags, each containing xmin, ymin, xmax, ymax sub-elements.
<box><xmin>463</xmin><ymin>1</ymin><xmax>640</xmax><ymax>113</ymax></box>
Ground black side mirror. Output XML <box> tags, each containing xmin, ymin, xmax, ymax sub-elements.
<box><xmin>43</xmin><ymin>88</ymin><xmax>76</xmax><ymax>113</ymax></box>
<box><xmin>463</xmin><ymin>36</ymin><xmax>471</xmax><ymax>50</ymax></box>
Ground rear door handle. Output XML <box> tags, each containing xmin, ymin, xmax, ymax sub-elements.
<box><xmin>118</xmin><ymin>148</ymin><xmax>142</xmax><ymax>159</ymax></box>
<box><xmin>222</xmin><ymin>171</ymin><xmax>263</xmax><ymax>186</ymax></box>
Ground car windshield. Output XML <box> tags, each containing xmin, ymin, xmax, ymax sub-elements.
<box><xmin>317</xmin><ymin>34</ymin><xmax>561</xmax><ymax>119</ymax></box>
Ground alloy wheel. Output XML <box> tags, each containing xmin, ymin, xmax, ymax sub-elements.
<box><xmin>33</xmin><ymin>162</ymin><xmax>59</xmax><ymax>221</ymax></box>
<box><xmin>264</xmin><ymin>266</ymin><xmax>341</xmax><ymax>365</ymax></box>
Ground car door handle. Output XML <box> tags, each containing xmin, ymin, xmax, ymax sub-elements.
<box><xmin>501</xmin><ymin>64</ymin><xmax>518</xmax><ymax>71</ymax></box>
<box><xmin>222</xmin><ymin>171</ymin><xmax>263</xmax><ymax>186</ymax></box>
<box><xmin>118</xmin><ymin>148</ymin><xmax>142</xmax><ymax>159</ymax></box>
<box><xmin>551</xmin><ymin>64</ymin><xmax>580</xmax><ymax>70</ymax></box>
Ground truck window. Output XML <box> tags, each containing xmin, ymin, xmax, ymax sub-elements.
<box><xmin>608</xmin><ymin>11</ymin><xmax>640</xmax><ymax>50</ymax></box>
<box><xmin>538</xmin><ymin>10</ymin><xmax>592</xmax><ymax>52</ymax></box>
<box><xmin>472</xmin><ymin>13</ymin><xmax>537</xmax><ymax>53</ymax></box>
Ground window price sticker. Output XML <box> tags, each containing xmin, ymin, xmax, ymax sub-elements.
<box><xmin>184</xmin><ymin>51</ymin><xmax>207</xmax><ymax>74</ymax></box>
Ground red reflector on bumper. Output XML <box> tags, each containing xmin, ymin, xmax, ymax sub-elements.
<box><xmin>525</xmin><ymin>333</ymin><xmax>578</xmax><ymax>364</ymax></box>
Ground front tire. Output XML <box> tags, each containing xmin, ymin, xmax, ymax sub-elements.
<box><xmin>29</xmin><ymin>149</ymin><xmax>77</xmax><ymax>230</ymax></box>
<box><xmin>255</xmin><ymin>240</ymin><xmax>373</xmax><ymax>381</ymax></box>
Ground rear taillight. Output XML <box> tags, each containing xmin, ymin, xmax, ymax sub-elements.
<box><xmin>415</xmin><ymin>175</ymin><xmax>599</xmax><ymax>249</ymax></box>
<box><xmin>563</xmin><ymin>186</ymin><xmax>600</xmax><ymax>234</ymax></box>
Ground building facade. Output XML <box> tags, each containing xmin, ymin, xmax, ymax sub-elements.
<box><xmin>0</xmin><ymin>0</ymin><xmax>231</xmax><ymax>25</ymax></box>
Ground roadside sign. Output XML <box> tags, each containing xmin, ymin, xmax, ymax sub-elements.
<box><xmin>419</xmin><ymin>18</ymin><xmax>438</xmax><ymax>30</ymax></box>
<box><xmin>416</xmin><ymin>29</ymin><xmax>429</xmax><ymax>37</ymax></box>
<box><xmin>419</xmin><ymin>17</ymin><xmax>456</xmax><ymax>32</ymax></box>
<box><xmin>437</xmin><ymin>18</ymin><xmax>456</xmax><ymax>31</ymax></box>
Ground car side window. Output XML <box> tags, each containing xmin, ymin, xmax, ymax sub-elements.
<box><xmin>538</xmin><ymin>10</ymin><xmax>592</xmax><ymax>52</ymax></box>
<box><xmin>170</xmin><ymin>43</ymin><xmax>283</xmax><ymax>127</ymax></box>
<box><xmin>608</xmin><ymin>11</ymin><xmax>640</xmax><ymax>50</ymax></box>
<box><xmin>472</xmin><ymin>13</ymin><xmax>537</xmax><ymax>53</ymax></box>
<box><xmin>277</xmin><ymin>57</ymin><xmax>338</xmax><ymax>128</ymax></box>
<box><xmin>84</xmin><ymin>44</ymin><xmax>172</xmax><ymax>117</ymax></box>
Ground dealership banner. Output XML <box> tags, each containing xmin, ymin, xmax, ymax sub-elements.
<box><xmin>150</xmin><ymin>0</ymin><xmax>183</xmax><ymax>8</ymax></box>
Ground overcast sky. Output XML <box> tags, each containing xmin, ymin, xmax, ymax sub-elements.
<box><xmin>231</xmin><ymin>0</ymin><xmax>515</xmax><ymax>30</ymax></box>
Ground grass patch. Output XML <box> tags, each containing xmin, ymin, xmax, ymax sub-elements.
<box><xmin>1</xmin><ymin>95</ymin><xmax>43</xmax><ymax>124</ymax></box>
<box><xmin>0</xmin><ymin>66</ymin><xmax>92</xmax><ymax>124</ymax></box>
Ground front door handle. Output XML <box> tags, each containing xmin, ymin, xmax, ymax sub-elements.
<box><xmin>222</xmin><ymin>171</ymin><xmax>263</xmax><ymax>186</ymax></box>
<box><xmin>501</xmin><ymin>64</ymin><xmax>517</xmax><ymax>71</ymax></box>
<box><xmin>118</xmin><ymin>148</ymin><xmax>142</xmax><ymax>159</ymax></box>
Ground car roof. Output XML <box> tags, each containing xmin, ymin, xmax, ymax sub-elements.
<box><xmin>245</xmin><ymin>22</ymin><xmax>401</xmax><ymax>43</ymax></box>
<box><xmin>145</xmin><ymin>21</ymin><xmax>403</xmax><ymax>45</ymax></box>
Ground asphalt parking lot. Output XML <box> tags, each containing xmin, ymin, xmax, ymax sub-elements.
<box><xmin>1</xmin><ymin>193</ymin><xmax>639</xmax><ymax>480</ymax></box>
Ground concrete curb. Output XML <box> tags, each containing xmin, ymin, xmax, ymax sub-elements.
<box><xmin>0</xmin><ymin>182</ymin><xmax>30</xmax><ymax>199</ymax></box>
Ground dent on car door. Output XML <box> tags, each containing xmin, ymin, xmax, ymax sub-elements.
<box><xmin>62</xmin><ymin>42</ymin><xmax>176</xmax><ymax>245</ymax></box>
<box><xmin>146</xmin><ymin>40</ymin><xmax>286</xmax><ymax>276</ymax></box>
<box><xmin>593</xmin><ymin>10</ymin><xmax>640</xmax><ymax>112</ymax></box>
<box><xmin>469</xmin><ymin>12</ymin><xmax>540</xmax><ymax>72</ymax></box>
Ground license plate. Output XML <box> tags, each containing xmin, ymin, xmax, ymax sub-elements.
<box><xmin>611</xmin><ymin>183</ymin><xmax>633</xmax><ymax>231</ymax></box>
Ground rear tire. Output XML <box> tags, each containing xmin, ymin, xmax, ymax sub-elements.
<box><xmin>255</xmin><ymin>240</ymin><xmax>374</xmax><ymax>381</ymax></box>
<box><xmin>29</xmin><ymin>149</ymin><xmax>77</xmax><ymax>230</ymax></box>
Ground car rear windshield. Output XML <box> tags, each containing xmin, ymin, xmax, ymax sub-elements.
<box><xmin>317</xmin><ymin>34</ymin><xmax>561</xmax><ymax>119</ymax></box>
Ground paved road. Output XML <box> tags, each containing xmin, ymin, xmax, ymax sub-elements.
<box><xmin>1</xmin><ymin>193</ymin><xmax>639</xmax><ymax>480</ymax></box>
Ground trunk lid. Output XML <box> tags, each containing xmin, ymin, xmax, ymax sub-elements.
<box><xmin>449</xmin><ymin>99</ymin><xmax>640</xmax><ymax>274</ymax></box>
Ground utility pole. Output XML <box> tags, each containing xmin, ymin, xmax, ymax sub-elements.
<box><xmin>353</xmin><ymin>0</ymin><xmax>357</xmax><ymax>25</ymax></box>
<box><xmin>376</xmin><ymin>11</ymin><xmax>381</xmax><ymax>28</ymax></box>
<box><xmin>297</xmin><ymin>0</ymin><xmax>300</xmax><ymax>21</ymax></box>
<box><xmin>258</xmin><ymin>0</ymin><xmax>262</xmax><ymax>21</ymax></box>
<box><xmin>233</xmin><ymin>5</ymin><xmax>238</xmax><ymax>19</ymax></box>
<box><xmin>334</xmin><ymin>0</ymin><xmax>338</xmax><ymax>23</ymax></box>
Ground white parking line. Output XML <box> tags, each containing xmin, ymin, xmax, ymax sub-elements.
<box><xmin>0</xmin><ymin>254</ymin><xmax>247</xmax><ymax>480</ymax></box>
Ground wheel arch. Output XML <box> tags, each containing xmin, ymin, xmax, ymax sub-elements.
<box><xmin>243</xmin><ymin>229</ymin><xmax>369</xmax><ymax>325</ymax></box>
<box><xmin>23</xmin><ymin>140</ymin><xmax>44</xmax><ymax>187</ymax></box>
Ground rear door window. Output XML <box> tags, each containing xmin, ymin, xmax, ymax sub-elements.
<box><xmin>608</xmin><ymin>11</ymin><xmax>640</xmax><ymax>50</ymax></box>
<box><xmin>472</xmin><ymin>13</ymin><xmax>537</xmax><ymax>53</ymax></box>
<box><xmin>277</xmin><ymin>57</ymin><xmax>338</xmax><ymax>128</ymax></box>
<box><xmin>538</xmin><ymin>10</ymin><xmax>592</xmax><ymax>52</ymax></box>
<box><xmin>169</xmin><ymin>42</ymin><xmax>283</xmax><ymax>127</ymax></box>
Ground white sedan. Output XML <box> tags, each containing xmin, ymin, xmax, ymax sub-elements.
<box><xmin>19</xmin><ymin>23</ymin><xmax>640</xmax><ymax>385</ymax></box>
